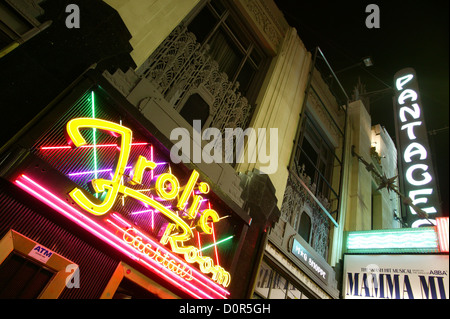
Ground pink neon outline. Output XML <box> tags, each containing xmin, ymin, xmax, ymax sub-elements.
<box><xmin>436</xmin><ymin>217</ymin><xmax>449</xmax><ymax>253</ymax></box>
<box><xmin>105</xmin><ymin>219</ymin><xmax>214</xmax><ymax>299</ymax></box>
<box><xmin>207</xmin><ymin>202</ymin><xmax>220</xmax><ymax>266</ymax></box>
<box><xmin>197</xmin><ymin>231</ymin><xmax>202</xmax><ymax>257</ymax></box>
<box><xmin>40</xmin><ymin>142</ymin><xmax>149</xmax><ymax>150</ymax></box>
<box><xmin>211</xmin><ymin>222</ymin><xmax>220</xmax><ymax>266</ymax></box>
<box><xmin>68</xmin><ymin>166</ymin><xmax>132</xmax><ymax>177</ymax></box>
<box><xmin>107</xmin><ymin>217</ymin><xmax>229</xmax><ymax>299</ymax></box>
<box><xmin>150</xmin><ymin>145</ymin><xmax>154</xmax><ymax>180</ymax></box>
<box><xmin>110</xmin><ymin>213</ymin><xmax>230</xmax><ymax>297</ymax></box>
<box><xmin>16</xmin><ymin>176</ymin><xmax>215</xmax><ymax>299</ymax></box>
<box><xmin>15</xmin><ymin>175</ymin><xmax>228</xmax><ymax>299</ymax></box>
<box><xmin>130</xmin><ymin>209</ymin><xmax>154</xmax><ymax>215</ymax></box>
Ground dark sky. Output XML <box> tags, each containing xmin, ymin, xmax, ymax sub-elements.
<box><xmin>274</xmin><ymin>0</ymin><xmax>449</xmax><ymax>215</ymax></box>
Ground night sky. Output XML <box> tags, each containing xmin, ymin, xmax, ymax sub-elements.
<box><xmin>274</xmin><ymin>0</ymin><xmax>449</xmax><ymax>217</ymax></box>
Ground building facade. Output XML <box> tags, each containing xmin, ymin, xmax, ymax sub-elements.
<box><xmin>1</xmin><ymin>0</ymin><xmax>431</xmax><ymax>300</ymax></box>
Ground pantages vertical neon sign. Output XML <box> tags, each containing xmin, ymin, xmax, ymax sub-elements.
<box><xmin>394</xmin><ymin>68</ymin><xmax>440</xmax><ymax>228</ymax></box>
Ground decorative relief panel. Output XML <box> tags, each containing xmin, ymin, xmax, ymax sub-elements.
<box><xmin>136</xmin><ymin>25</ymin><xmax>253</xmax><ymax>134</ymax></box>
<box><xmin>236</xmin><ymin>0</ymin><xmax>287</xmax><ymax>54</ymax></box>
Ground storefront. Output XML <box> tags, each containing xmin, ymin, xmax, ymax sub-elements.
<box><xmin>0</xmin><ymin>72</ymin><xmax>251</xmax><ymax>299</ymax></box>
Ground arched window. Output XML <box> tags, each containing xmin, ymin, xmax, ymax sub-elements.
<box><xmin>298</xmin><ymin>212</ymin><xmax>311</xmax><ymax>243</ymax></box>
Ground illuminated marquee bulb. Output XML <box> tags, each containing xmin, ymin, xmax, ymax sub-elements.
<box><xmin>155</xmin><ymin>173</ymin><xmax>180</xmax><ymax>200</ymax></box>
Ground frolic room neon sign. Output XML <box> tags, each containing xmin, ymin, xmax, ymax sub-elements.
<box><xmin>394</xmin><ymin>68</ymin><xmax>440</xmax><ymax>228</ymax></box>
<box><xmin>15</xmin><ymin>115</ymin><xmax>232</xmax><ymax>299</ymax></box>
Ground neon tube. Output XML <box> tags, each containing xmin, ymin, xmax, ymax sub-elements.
<box><xmin>130</xmin><ymin>209</ymin><xmax>154</xmax><ymax>215</ymax></box>
<box><xmin>436</xmin><ymin>217</ymin><xmax>449</xmax><ymax>253</ymax></box>
<box><xmin>199</xmin><ymin>235</ymin><xmax>234</xmax><ymax>253</ymax></box>
<box><xmin>15</xmin><ymin>175</ymin><xmax>229</xmax><ymax>299</ymax></box>
<box><xmin>68</xmin><ymin>166</ymin><xmax>132</xmax><ymax>177</ymax></box>
<box><xmin>150</xmin><ymin>145</ymin><xmax>154</xmax><ymax>180</ymax></box>
<box><xmin>68</xmin><ymin>168</ymin><xmax>112</xmax><ymax>177</ymax></box>
<box><xmin>197</xmin><ymin>231</ymin><xmax>202</xmax><ymax>257</ymax></box>
<box><xmin>110</xmin><ymin>214</ymin><xmax>230</xmax><ymax>298</ymax></box>
<box><xmin>40</xmin><ymin>142</ymin><xmax>149</xmax><ymax>150</ymax></box>
<box><xmin>16</xmin><ymin>175</ymin><xmax>216</xmax><ymax>299</ymax></box>
<box><xmin>211</xmin><ymin>222</ymin><xmax>220</xmax><ymax>265</ymax></box>
<box><xmin>91</xmin><ymin>91</ymin><xmax>98</xmax><ymax>184</ymax></box>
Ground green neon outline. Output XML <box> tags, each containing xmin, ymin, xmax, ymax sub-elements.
<box><xmin>198</xmin><ymin>235</ymin><xmax>234</xmax><ymax>252</ymax></box>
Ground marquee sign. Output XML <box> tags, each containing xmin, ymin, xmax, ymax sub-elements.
<box><xmin>13</xmin><ymin>89</ymin><xmax>235</xmax><ymax>299</ymax></box>
<box><xmin>393</xmin><ymin>68</ymin><xmax>440</xmax><ymax>228</ymax></box>
<box><xmin>343</xmin><ymin>254</ymin><xmax>449</xmax><ymax>299</ymax></box>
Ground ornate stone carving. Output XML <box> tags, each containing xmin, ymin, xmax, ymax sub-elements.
<box><xmin>136</xmin><ymin>26</ymin><xmax>252</xmax><ymax>135</ymax></box>
<box><xmin>238</xmin><ymin>0</ymin><xmax>285</xmax><ymax>52</ymax></box>
<box><xmin>279</xmin><ymin>171</ymin><xmax>330</xmax><ymax>259</ymax></box>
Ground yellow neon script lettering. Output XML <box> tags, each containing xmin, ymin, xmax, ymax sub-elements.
<box><xmin>66</xmin><ymin>118</ymin><xmax>132</xmax><ymax>215</ymax></box>
<box><xmin>129</xmin><ymin>155</ymin><xmax>157</xmax><ymax>185</ymax></box>
<box><xmin>65</xmin><ymin>118</ymin><xmax>230</xmax><ymax>286</ymax></box>
<box><xmin>177</xmin><ymin>170</ymin><xmax>199</xmax><ymax>210</ymax></box>
<box><xmin>155</xmin><ymin>173</ymin><xmax>180</xmax><ymax>200</ymax></box>
<box><xmin>198</xmin><ymin>209</ymin><xmax>220</xmax><ymax>234</ymax></box>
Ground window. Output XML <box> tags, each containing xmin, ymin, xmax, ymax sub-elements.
<box><xmin>180</xmin><ymin>93</ymin><xmax>210</xmax><ymax>126</ymax></box>
<box><xmin>0</xmin><ymin>252</ymin><xmax>54</xmax><ymax>298</ymax></box>
<box><xmin>101</xmin><ymin>262</ymin><xmax>179</xmax><ymax>299</ymax></box>
<box><xmin>294</xmin><ymin>113</ymin><xmax>334</xmax><ymax>199</ymax></box>
<box><xmin>253</xmin><ymin>260</ymin><xmax>313</xmax><ymax>299</ymax></box>
<box><xmin>0</xmin><ymin>0</ymin><xmax>32</xmax><ymax>48</ymax></box>
<box><xmin>0</xmin><ymin>230</ymin><xmax>78</xmax><ymax>299</ymax></box>
<box><xmin>0</xmin><ymin>0</ymin><xmax>48</xmax><ymax>57</ymax></box>
<box><xmin>253</xmin><ymin>260</ymin><xmax>273</xmax><ymax>298</ymax></box>
<box><xmin>298</xmin><ymin>212</ymin><xmax>312</xmax><ymax>243</ymax></box>
<box><xmin>186</xmin><ymin>0</ymin><xmax>267</xmax><ymax>101</ymax></box>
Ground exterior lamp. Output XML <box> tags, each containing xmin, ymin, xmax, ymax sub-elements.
<box><xmin>363</xmin><ymin>56</ymin><xmax>373</xmax><ymax>67</ymax></box>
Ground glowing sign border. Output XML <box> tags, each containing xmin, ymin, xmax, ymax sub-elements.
<box><xmin>436</xmin><ymin>217</ymin><xmax>449</xmax><ymax>253</ymax></box>
<box><xmin>345</xmin><ymin>227</ymin><xmax>439</xmax><ymax>254</ymax></box>
<box><xmin>14</xmin><ymin>174</ymin><xmax>230</xmax><ymax>299</ymax></box>
<box><xmin>393</xmin><ymin>68</ymin><xmax>440</xmax><ymax>228</ymax></box>
<box><xmin>62</xmin><ymin>117</ymin><xmax>231</xmax><ymax>288</ymax></box>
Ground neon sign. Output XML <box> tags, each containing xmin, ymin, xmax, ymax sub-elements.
<box><xmin>64</xmin><ymin>117</ymin><xmax>231</xmax><ymax>287</ymax></box>
<box><xmin>14</xmin><ymin>174</ymin><xmax>229</xmax><ymax>299</ymax></box>
<box><xmin>394</xmin><ymin>68</ymin><xmax>440</xmax><ymax>228</ymax></box>
<box><xmin>14</xmin><ymin>93</ymin><xmax>235</xmax><ymax>299</ymax></box>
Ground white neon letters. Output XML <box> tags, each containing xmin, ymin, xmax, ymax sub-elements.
<box><xmin>395</xmin><ymin>71</ymin><xmax>438</xmax><ymax>227</ymax></box>
<box><xmin>405</xmin><ymin>164</ymin><xmax>432</xmax><ymax>186</ymax></box>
